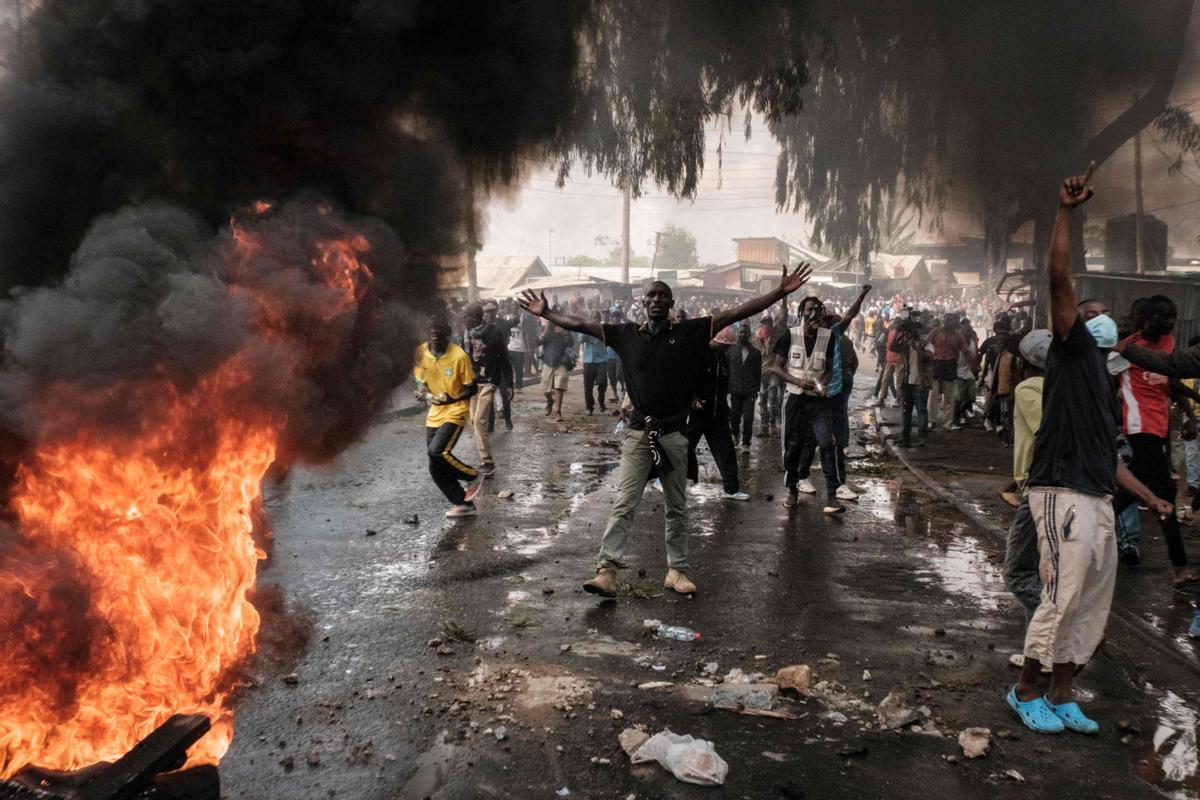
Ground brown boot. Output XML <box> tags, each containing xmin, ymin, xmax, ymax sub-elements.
<box><xmin>583</xmin><ymin>567</ymin><xmax>618</xmax><ymax>597</ymax></box>
<box><xmin>664</xmin><ymin>568</ymin><xmax>696</xmax><ymax>595</ymax></box>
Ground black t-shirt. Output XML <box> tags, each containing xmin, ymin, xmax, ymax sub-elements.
<box><xmin>1027</xmin><ymin>316</ymin><xmax>1119</xmax><ymax>496</ymax></box>
<box><xmin>603</xmin><ymin>317</ymin><xmax>714</xmax><ymax>419</ymax></box>
<box><xmin>541</xmin><ymin>330</ymin><xmax>575</xmax><ymax>368</ymax></box>
<box><xmin>772</xmin><ymin>328</ymin><xmax>838</xmax><ymax>368</ymax></box>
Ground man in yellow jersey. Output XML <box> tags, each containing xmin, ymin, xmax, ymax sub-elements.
<box><xmin>414</xmin><ymin>318</ymin><xmax>484</xmax><ymax>518</ymax></box>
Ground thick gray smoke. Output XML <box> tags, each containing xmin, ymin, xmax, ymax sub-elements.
<box><xmin>0</xmin><ymin>200</ymin><xmax>415</xmax><ymax>462</ymax></box>
<box><xmin>0</xmin><ymin>0</ymin><xmax>584</xmax><ymax>289</ymax></box>
<box><xmin>0</xmin><ymin>1</ymin><xmax>586</xmax><ymax>747</ymax></box>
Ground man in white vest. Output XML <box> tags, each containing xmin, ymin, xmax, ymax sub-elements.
<box><xmin>769</xmin><ymin>296</ymin><xmax>845</xmax><ymax>514</ymax></box>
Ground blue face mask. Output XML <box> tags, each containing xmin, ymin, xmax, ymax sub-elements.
<box><xmin>1086</xmin><ymin>313</ymin><xmax>1117</xmax><ymax>349</ymax></box>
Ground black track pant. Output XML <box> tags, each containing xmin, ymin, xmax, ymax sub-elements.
<box><xmin>583</xmin><ymin>362</ymin><xmax>608</xmax><ymax>412</ymax></box>
<box><xmin>783</xmin><ymin>393</ymin><xmax>840</xmax><ymax>499</ymax></box>
<box><xmin>426</xmin><ymin>423</ymin><xmax>477</xmax><ymax>505</ymax></box>
<box><xmin>687</xmin><ymin>408</ymin><xmax>739</xmax><ymax>494</ymax></box>
<box><xmin>728</xmin><ymin>392</ymin><xmax>757</xmax><ymax>446</ymax></box>
<box><xmin>1122</xmin><ymin>432</ymin><xmax>1189</xmax><ymax>567</ymax></box>
<box><xmin>607</xmin><ymin>358</ymin><xmax>624</xmax><ymax>397</ymax></box>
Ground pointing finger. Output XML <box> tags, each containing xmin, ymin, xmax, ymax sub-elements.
<box><xmin>1083</xmin><ymin>160</ymin><xmax>1096</xmax><ymax>185</ymax></box>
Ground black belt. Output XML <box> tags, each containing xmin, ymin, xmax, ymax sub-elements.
<box><xmin>626</xmin><ymin>411</ymin><xmax>687</xmax><ymax>434</ymax></box>
<box><xmin>626</xmin><ymin>410</ymin><xmax>686</xmax><ymax>476</ymax></box>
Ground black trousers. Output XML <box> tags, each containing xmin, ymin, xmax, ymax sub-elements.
<box><xmin>509</xmin><ymin>352</ymin><xmax>525</xmax><ymax>389</ymax></box>
<box><xmin>583</xmin><ymin>362</ymin><xmax>608</xmax><ymax>411</ymax></box>
<box><xmin>426</xmin><ymin>423</ymin><xmax>477</xmax><ymax>505</ymax></box>
<box><xmin>687</xmin><ymin>407</ymin><xmax>739</xmax><ymax>494</ymax></box>
<box><xmin>783</xmin><ymin>393</ymin><xmax>840</xmax><ymax>498</ymax></box>
<box><xmin>1123</xmin><ymin>432</ymin><xmax>1189</xmax><ymax>566</ymax></box>
<box><xmin>728</xmin><ymin>392</ymin><xmax>757</xmax><ymax>446</ymax></box>
<box><xmin>607</xmin><ymin>358</ymin><xmax>624</xmax><ymax>397</ymax></box>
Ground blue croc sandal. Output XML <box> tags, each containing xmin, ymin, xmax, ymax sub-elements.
<box><xmin>1007</xmin><ymin>687</ymin><xmax>1064</xmax><ymax>734</ymax></box>
<box><xmin>1046</xmin><ymin>699</ymin><xmax>1100</xmax><ymax>734</ymax></box>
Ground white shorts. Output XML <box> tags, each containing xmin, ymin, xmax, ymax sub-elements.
<box><xmin>1023</xmin><ymin>487</ymin><xmax>1117</xmax><ymax>666</ymax></box>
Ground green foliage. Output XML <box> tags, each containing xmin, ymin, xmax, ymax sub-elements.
<box><xmin>655</xmin><ymin>224</ymin><xmax>698</xmax><ymax>270</ymax></box>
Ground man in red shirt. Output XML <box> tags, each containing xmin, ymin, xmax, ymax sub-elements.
<box><xmin>929</xmin><ymin>315</ymin><xmax>967</xmax><ymax>430</ymax></box>
<box><xmin>875</xmin><ymin>320</ymin><xmax>903</xmax><ymax>406</ymax></box>
<box><xmin>1118</xmin><ymin>295</ymin><xmax>1196</xmax><ymax>583</ymax></box>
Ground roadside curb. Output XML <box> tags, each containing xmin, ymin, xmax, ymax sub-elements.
<box><xmin>872</xmin><ymin>407</ymin><xmax>1200</xmax><ymax>679</ymax></box>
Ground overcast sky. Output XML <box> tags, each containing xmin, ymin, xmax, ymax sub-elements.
<box><xmin>482</xmin><ymin>36</ymin><xmax>1200</xmax><ymax>266</ymax></box>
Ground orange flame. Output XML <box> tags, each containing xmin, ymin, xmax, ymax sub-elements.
<box><xmin>0</xmin><ymin>222</ymin><xmax>373</xmax><ymax>777</ymax></box>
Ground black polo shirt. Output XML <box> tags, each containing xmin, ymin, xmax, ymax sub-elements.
<box><xmin>603</xmin><ymin>317</ymin><xmax>714</xmax><ymax>419</ymax></box>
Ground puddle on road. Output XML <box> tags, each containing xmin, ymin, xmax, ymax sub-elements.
<box><xmin>492</xmin><ymin>525</ymin><xmax>558</xmax><ymax>557</ymax></box>
<box><xmin>1134</xmin><ymin>686</ymin><xmax>1200</xmax><ymax>799</ymax></box>
<box><xmin>892</xmin><ymin>488</ymin><xmax>1005</xmax><ymax>611</ymax></box>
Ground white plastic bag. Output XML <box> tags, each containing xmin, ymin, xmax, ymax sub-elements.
<box><xmin>633</xmin><ymin>730</ymin><xmax>729</xmax><ymax>786</ymax></box>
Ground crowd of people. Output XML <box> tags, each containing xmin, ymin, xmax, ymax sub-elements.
<box><xmin>413</xmin><ymin>167</ymin><xmax>1200</xmax><ymax>739</ymax></box>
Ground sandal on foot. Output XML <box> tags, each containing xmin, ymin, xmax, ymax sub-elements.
<box><xmin>1045</xmin><ymin>699</ymin><xmax>1099</xmax><ymax>734</ymax></box>
<box><xmin>1006</xmin><ymin>687</ymin><xmax>1064</xmax><ymax>734</ymax></box>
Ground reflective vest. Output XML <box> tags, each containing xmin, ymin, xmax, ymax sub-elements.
<box><xmin>784</xmin><ymin>325</ymin><xmax>831</xmax><ymax>397</ymax></box>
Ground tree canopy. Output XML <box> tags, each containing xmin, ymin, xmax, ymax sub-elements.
<box><xmin>654</xmin><ymin>224</ymin><xmax>699</xmax><ymax>271</ymax></box>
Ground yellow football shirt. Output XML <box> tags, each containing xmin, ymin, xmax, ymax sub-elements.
<box><xmin>413</xmin><ymin>342</ymin><xmax>475</xmax><ymax>427</ymax></box>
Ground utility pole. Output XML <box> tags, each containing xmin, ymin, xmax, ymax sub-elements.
<box><xmin>465</xmin><ymin>164</ymin><xmax>479</xmax><ymax>301</ymax></box>
<box><xmin>621</xmin><ymin>183</ymin><xmax>631</xmax><ymax>286</ymax></box>
<box><xmin>1134</xmin><ymin>128</ymin><xmax>1145</xmax><ymax>273</ymax></box>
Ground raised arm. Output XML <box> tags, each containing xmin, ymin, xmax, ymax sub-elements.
<box><xmin>1049</xmin><ymin>163</ymin><xmax>1095</xmax><ymax>340</ymax></box>
<box><xmin>518</xmin><ymin>290</ymin><xmax>603</xmax><ymax>339</ymax></box>
<box><xmin>712</xmin><ymin>262</ymin><xmax>813</xmax><ymax>333</ymax></box>
<box><xmin>836</xmin><ymin>285</ymin><xmax>872</xmax><ymax>329</ymax></box>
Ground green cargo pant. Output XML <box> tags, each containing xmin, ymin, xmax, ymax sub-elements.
<box><xmin>597</xmin><ymin>429</ymin><xmax>690</xmax><ymax>571</ymax></box>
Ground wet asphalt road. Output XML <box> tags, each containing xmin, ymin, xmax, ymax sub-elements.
<box><xmin>218</xmin><ymin>375</ymin><xmax>1200</xmax><ymax>800</ymax></box>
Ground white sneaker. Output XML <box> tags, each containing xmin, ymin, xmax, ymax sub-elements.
<box><xmin>835</xmin><ymin>485</ymin><xmax>859</xmax><ymax>501</ymax></box>
<box><xmin>463</xmin><ymin>474</ymin><xmax>485</xmax><ymax>502</ymax></box>
<box><xmin>723</xmin><ymin>490</ymin><xmax>751</xmax><ymax>501</ymax></box>
<box><xmin>797</xmin><ymin>479</ymin><xmax>817</xmax><ymax>494</ymax></box>
<box><xmin>445</xmin><ymin>503</ymin><xmax>477</xmax><ymax>518</ymax></box>
<box><xmin>983</xmin><ymin>420</ymin><xmax>994</xmax><ymax>431</ymax></box>
<box><xmin>823</xmin><ymin>504</ymin><xmax>847</xmax><ymax>515</ymax></box>
<box><xmin>948</xmin><ymin>424</ymin><xmax>962</xmax><ymax>431</ymax></box>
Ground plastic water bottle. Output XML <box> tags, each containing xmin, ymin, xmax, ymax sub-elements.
<box><xmin>656</xmin><ymin>624</ymin><xmax>702</xmax><ymax>642</ymax></box>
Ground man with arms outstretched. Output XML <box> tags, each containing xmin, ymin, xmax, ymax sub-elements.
<box><xmin>519</xmin><ymin>264</ymin><xmax>813</xmax><ymax>597</ymax></box>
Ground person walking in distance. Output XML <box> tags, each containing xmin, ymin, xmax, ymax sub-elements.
<box><xmin>539</xmin><ymin>320</ymin><xmax>575</xmax><ymax>420</ymax></box>
<box><xmin>414</xmin><ymin>318</ymin><xmax>484</xmax><ymax>518</ymax></box>
<box><xmin>462</xmin><ymin>302</ymin><xmax>512</xmax><ymax>478</ymax></box>
<box><xmin>875</xmin><ymin>317</ymin><xmax>902</xmax><ymax>407</ymax></box>
<box><xmin>581</xmin><ymin>311</ymin><xmax>609</xmax><ymax>416</ymax></box>
<box><xmin>686</xmin><ymin>326</ymin><xmax>749</xmax><ymax>500</ymax></box>
<box><xmin>928</xmin><ymin>314</ymin><xmax>967</xmax><ymax>430</ymax></box>
<box><xmin>894</xmin><ymin>311</ymin><xmax>931</xmax><ymax>447</ymax></box>
<box><xmin>506</xmin><ymin>311</ymin><xmax>527</xmax><ymax>391</ymax></box>
<box><xmin>755</xmin><ymin>311</ymin><xmax>785</xmax><ymax>436</ymax></box>
<box><xmin>518</xmin><ymin>264</ymin><xmax>813</xmax><ymax>598</ymax></box>
<box><xmin>606</xmin><ymin>309</ymin><xmax>626</xmax><ymax>403</ymax></box>
<box><xmin>771</xmin><ymin>296</ymin><xmax>846</xmax><ymax>514</ymax></box>
<box><xmin>727</xmin><ymin>323</ymin><xmax>762</xmax><ymax>450</ymax></box>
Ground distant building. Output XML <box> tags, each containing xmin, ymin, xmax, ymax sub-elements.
<box><xmin>436</xmin><ymin>254</ymin><xmax>550</xmax><ymax>299</ymax></box>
